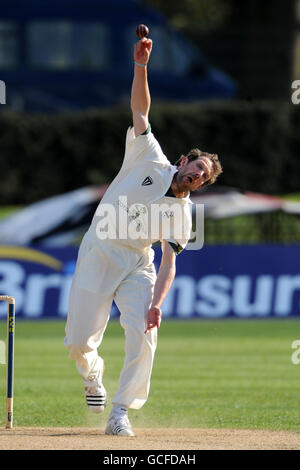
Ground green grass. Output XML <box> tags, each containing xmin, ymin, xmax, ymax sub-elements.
<box><xmin>1</xmin><ymin>319</ymin><xmax>300</xmax><ymax>431</ymax></box>
<box><xmin>0</xmin><ymin>206</ymin><xmax>22</xmax><ymax>219</ymax></box>
<box><xmin>281</xmin><ymin>193</ymin><xmax>300</xmax><ymax>201</ymax></box>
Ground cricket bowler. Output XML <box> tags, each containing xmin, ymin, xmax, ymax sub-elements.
<box><xmin>64</xmin><ymin>35</ymin><xmax>222</xmax><ymax>436</ymax></box>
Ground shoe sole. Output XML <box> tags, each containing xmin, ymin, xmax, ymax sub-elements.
<box><xmin>105</xmin><ymin>429</ymin><xmax>135</xmax><ymax>437</ymax></box>
<box><xmin>86</xmin><ymin>384</ymin><xmax>107</xmax><ymax>413</ymax></box>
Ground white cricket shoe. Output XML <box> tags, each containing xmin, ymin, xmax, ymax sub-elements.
<box><xmin>105</xmin><ymin>411</ymin><xmax>135</xmax><ymax>436</ymax></box>
<box><xmin>84</xmin><ymin>380</ymin><xmax>107</xmax><ymax>413</ymax></box>
<box><xmin>83</xmin><ymin>359</ymin><xmax>107</xmax><ymax>414</ymax></box>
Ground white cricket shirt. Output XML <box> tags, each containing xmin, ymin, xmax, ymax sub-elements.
<box><xmin>90</xmin><ymin>126</ymin><xmax>193</xmax><ymax>253</ymax></box>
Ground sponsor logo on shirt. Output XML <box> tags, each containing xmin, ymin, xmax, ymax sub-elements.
<box><xmin>142</xmin><ymin>176</ymin><xmax>153</xmax><ymax>186</ymax></box>
<box><xmin>162</xmin><ymin>210</ymin><xmax>174</xmax><ymax>218</ymax></box>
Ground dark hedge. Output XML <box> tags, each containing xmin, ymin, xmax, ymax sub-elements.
<box><xmin>0</xmin><ymin>101</ymin><xmax>298</xmax><ymax>204</ymax></box>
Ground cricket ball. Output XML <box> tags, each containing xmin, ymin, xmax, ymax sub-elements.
<box><xmin>136</xmin><ymin>24</ymin><xmax>149</xmax><ymax>39</ymax></box>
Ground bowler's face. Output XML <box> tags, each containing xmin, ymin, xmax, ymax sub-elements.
<box><xmin>176</xmin><ymin>157</ymin><xmax>213</xmax><ymax>192</ymax></box>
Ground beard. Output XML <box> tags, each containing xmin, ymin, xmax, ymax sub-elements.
<box><xmin>175</xmin><ymin>171</ymin><xmax>193</xmax><ymax>191</ymax></box>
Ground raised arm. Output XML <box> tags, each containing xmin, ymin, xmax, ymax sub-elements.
<box><xmin>131</xmin><ymin>37</ymin><xmax>153</xmax><ymax>137</ymax></box>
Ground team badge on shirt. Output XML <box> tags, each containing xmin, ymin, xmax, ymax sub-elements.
<box><xmin>142</xmin><ymin>176</ymin><xmax>153</xmax><ymax>186</ymax></box>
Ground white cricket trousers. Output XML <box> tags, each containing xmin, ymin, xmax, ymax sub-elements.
<box><xmin>64</xmin><ymin>232</ymin><xmax>157</xmax><ymax>410</ymax></box>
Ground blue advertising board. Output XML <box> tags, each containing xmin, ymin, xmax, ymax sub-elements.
<box><xmin>0</xmin><ymin>244</ymin><xmax>299</xmax><ymax>319</ymax></box>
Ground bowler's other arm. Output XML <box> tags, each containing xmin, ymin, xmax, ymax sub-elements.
<box><xmin>145</xmin><ymin>240</ymin><xmax>176</xmax><ymax>333</ymax></box>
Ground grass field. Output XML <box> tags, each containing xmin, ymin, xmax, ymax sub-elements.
<box><xmin>0</xmin><ymin>319</ymin><xmax>300</xmax><ymax>431</ymax></box>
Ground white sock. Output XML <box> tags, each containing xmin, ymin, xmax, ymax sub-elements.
<box><xmin>111</xmin><ymin>404</ymin><xmax>128</xmax><ymax>417</ymax></box>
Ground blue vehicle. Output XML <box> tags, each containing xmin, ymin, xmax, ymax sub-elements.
<box><xmin>0</xmin><ymin>0</ymin><xmax>236</xmax><ymax>111</ymax></box>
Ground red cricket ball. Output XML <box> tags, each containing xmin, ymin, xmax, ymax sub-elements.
<box><xmin>136</xmin><ymin>24</ymin><xmax>149</xmax><ymax>39</ymax></box>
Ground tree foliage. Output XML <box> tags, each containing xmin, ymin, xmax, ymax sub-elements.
<box><xmin>0</xmin><ymin>101</ymin><xmax>299</xmax><ymax>204</ymax></box>
<box><xmin>145</xmin><ymin>0</ymin><xmax>233</xmax><ymax>32</ymax></box>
